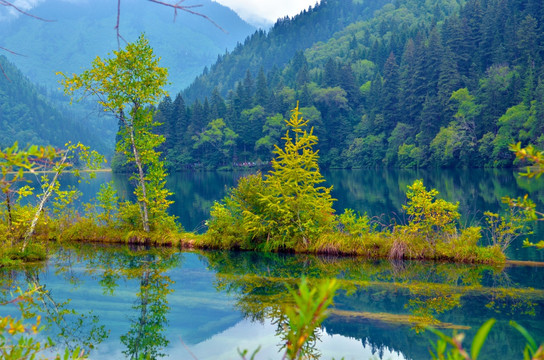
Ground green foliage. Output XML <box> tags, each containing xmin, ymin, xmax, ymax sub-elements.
<box><xmin>151</xmin><ymin>0</ymin><xmax>544</xmax><ymax>170</ymax></box>
<box><xmin>209</xmin><ymin>103</ymin><xmax>336</xmax><ymax>249</ymax></box>
<box><xmin>94</xmin><ymin>182</ymin><xmax>119</xmax><ymax>227</ymax></box>
<box><xmin>258</xmin><ymin>102</ymin><xmax>336</xmax><ymax>248</ymax></box>
<box><xmin>429</xmin><ymin>319</ymin><xmax>496</xmax><ymax>360</ymax></box>
<box><xmin>192</xmin><ymin>118</ymin><xmax>238</xmax><ymax>166</ymax></box>
<box><xmin>397</xmin><ymin>143</ymin><xmax>423</xmax><ymax>168</ymax></box>
<box><xmin>282</xmin><ymin>277</ymin><xmax>339</xmax><ymax>360</ymax></box>
<box><xmin>0</xmin><ymin>142</ymin><xmax>57</xmax><ymax>239</ymax></box>
<box><xmin>59</xmin><ymin>34</ymin><xmax>176</xmax><ymax>233</ymax></box>
<box><xmin>0</xmin><ymin>140</ymin><xmax>104</xmax><ymax>258</ymax></box>
<box><xmin>429</xmin><ymin>319</ymin><xmax>544</xmax><ymax>360</ymax></box>
<box><xmin>255</xmin><ymin>114</ymin><xmax>287</xmax><ymax>160</ymax></box>
<box><xmin>337</xmin><ymin>209</ymin><xmax>374</xmax><ymax>237</ymax></box>
<box><xmin>0</xmin><ymin>56</ymin><xmax>111</xmax><ymax>154</ymax></box>
<box><xmin>484</xmin><ymin>195</ymin><xmax>535</xmax><ymax>252</ymax></box>
<box><xmin>207</xmin><ymin>174</ymin><xmax>264</xmax><ymax>249</ymax></box>
<box><xmin>208</xmin><ymin>103</ymin><xmax>336</xmax><ymax>251</ymax></box>
<box><xmin>401</xmin><ymin>180</ymin><xmax>460</xmax><ymax>244</ymax></box>
<box><xmin>509</xmin><ymin>143</ymin><xmax>544</xmax><ymax>250</ymax></box>
<box><xmin>0</xmin><ymin>286</ymin><xmax>88</xmax><ymax>360</ymax></box>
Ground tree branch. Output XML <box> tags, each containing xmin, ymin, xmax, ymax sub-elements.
<box><xmin>1</xmin><ymin>1</ymin><xmax>51</xmax><ymax>79</ymax></box>
<box><xmin>148</xmin><ymin>0</ymin><xmax>226</xmax><ymax>32</ymax></box>
<box><xmin>0</xmin><ymin>0</ymin><xmax>54</xmax><ymax>22</ymax></box>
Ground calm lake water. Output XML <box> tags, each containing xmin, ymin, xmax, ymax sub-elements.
<box><xmin>3</xmin><ymin>168</ymin><xmax>543</xmax><ymax>359</ymax></box>
<box><xmin>1</xmin><ymin>246</ymin><xmax>543</xmax><ymax>360</ymax></box>
<box><xmin>61</xmin><ymin>168</ymin><xmax>544</xmax><ymax>261</ymax></box>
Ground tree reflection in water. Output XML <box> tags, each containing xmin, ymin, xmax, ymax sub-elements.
<box><xmin>51</xmin><ymin>244</ymin><xmax>180</xmax><ymax>359</ymax></box>
<box><xmin>2</xmin><ymin>245</ymin><xmax>543</xmax><ymax>359</ymax></box>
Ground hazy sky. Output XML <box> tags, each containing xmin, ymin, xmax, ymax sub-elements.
<box><xmin>213</xmin><ymin>0</ymin><xmax>317</xmax><ymax>27</ymax></box>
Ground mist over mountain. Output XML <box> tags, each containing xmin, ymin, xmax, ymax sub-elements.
<box><xmin>0</xmin><ymin>0</ymin><xmax>255</xmax><ymax>155</ymax></box>
<box><xmin>0</xmin><ymin>55</ymin><xmax>112</xmax><ymax>153</ymax></box>
<box><xmin>0</xmin><ymin>0</ymin><xmax>256</xmax><ymax>94</ymax></box>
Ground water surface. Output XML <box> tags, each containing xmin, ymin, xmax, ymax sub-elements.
<box><xmin>1</xmin><ymin>245</ymin><xmax>542</xmax><ymax>359</ymax></box>
<box><xmin>47</xmin><ymin>168</ymin><xmax>544</xmax><ymax>261</ymax></box>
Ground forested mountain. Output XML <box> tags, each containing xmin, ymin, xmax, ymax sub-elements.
<box><xmin>0</xmin><ymin>56</ymin><xmax>112</xmax><ymax>152</ymax></box>
<box><xmin>152</xmin><ymin>0</ymin><xmax>544</xmax><ymax>170</ymax></box>
<box><xmin>1</xmin><ymin>0</ymin><xmax>255</xmax><ymax>156</ymax></box>
<box><xmin>0</xmin><ymin>0</ymin><xmax>255</xmax><ymax>94</ymax></box>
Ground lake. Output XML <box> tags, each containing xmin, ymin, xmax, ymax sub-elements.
<box><xmin>63</xmin><ymin>168</ymin><xmax>544</xmax><ymax>261</ymax></box>
<box><xmin>2</xmin><ymin>168</ymin><xmax>543</xmax><ymax>359</ymax></box>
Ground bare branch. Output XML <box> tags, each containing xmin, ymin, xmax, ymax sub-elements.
<box><xmin>1</xmin><ymin>0</ymin><xmax>51</xmax><ymax>78</ymax></box>
<box><xmin>148</xmin><ymin>0</ymin><xmax>226</xmax><ymax>33</ymax></box>
<box><xmin>0</xmin><ymin>63</ymin><xmax>8</xmax><ymax>81</ymax></box>
<box><xmin>0</xmin><ymin>46</ymin><xmax>26</xmax><ymax>57</ymax></box>
<box><xmin>0</xmin><ymin>0</ymin><xmax>55</xmax><ymax>22</ymax></box>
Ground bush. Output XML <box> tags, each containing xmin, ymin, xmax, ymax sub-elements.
<box><xmin>400</xmin><ymin>180</ymin><xmax>460</xmax><ymax>245</ymax></box>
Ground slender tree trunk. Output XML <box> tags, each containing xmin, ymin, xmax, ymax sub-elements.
<box><xmin>5</xmin><ymin>191</ymin><xmax>14</xmax><ymax>246</ymax></box>
<box><xmin>22</xmin><ymin>152</ymin><xmax>68</xmax><ymax>251</ymax></box>
<box><xmin>6</xmin><ymin>192</ymin><xmax>12</xmax><ymax>231</ymax></box>
<box><xmin>128</xmin><ymin>123</ymin><xmax>150</xmax><ymax>232</ymax></box>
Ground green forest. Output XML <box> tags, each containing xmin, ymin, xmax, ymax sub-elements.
<box><xmin>0</xmin><ymin>56</ymin><xmax>113</xmax><ymax>153</ymax></box>
<box><xmin>145</xmin><ymin>0</ymin><xmax>544</xmax><ymax>171</ymax></box>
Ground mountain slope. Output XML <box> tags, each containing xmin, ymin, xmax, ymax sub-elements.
<box><xmin>0</xmin><ymin>55</ymin><xmax>112</xmax><ymax>153</ymax></box>
<box><xmin>0</xmin><ymin>0</ymin><xmax>255</xmax><ymax>94</ymax></box>
<box><xmin>153</xmin><ymin>0</ymin><xmax>544</xmax><ymax>170</ymax></box>
<box><xmin>182</xmin><ymin>0</ymin><xmax>393</xmax><ymax>102</ymax></box>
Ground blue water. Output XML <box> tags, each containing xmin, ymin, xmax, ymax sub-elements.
<box><xmin>34</xmin><ymin>168</ymin><xmax>544</xmax><ymax>261</ymax></box>
<box><xmin>1</xmin><ymin>246</ymin><xmax>542</xmax><ymax>359</ymax></box>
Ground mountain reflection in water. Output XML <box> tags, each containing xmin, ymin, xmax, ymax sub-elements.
<box><xmin>1</xmin><ymin>245</ymin><xmax>542</xmax><ymax>359</ymax></box>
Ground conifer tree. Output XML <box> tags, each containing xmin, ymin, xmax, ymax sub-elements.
<box><xmin>255</xmin><ymin>102</ymin><xmax>335</xmax><ymax>248</ymax></box>
<box><xmin>382</xmin><ymin>52</ymin><xmax>400</xmax><ymax>133</ymax></box>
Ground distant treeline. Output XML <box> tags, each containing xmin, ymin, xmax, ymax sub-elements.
<box><xmin>136</xmin><ymin>0</ymin><xmax>544</xmax><ymax>171</ymax></box>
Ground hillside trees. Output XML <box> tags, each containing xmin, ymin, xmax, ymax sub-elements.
<box><xmin>208</xmin><ymin>103</ymin><xmax>335</xmax><ymax>250</ymax></box>
<box><xmin>148</xmin><ymin>0</ymin><xmax>544</xmax><ymax>170</ymax></box>
<box><xmin>60</xmin><ymin>35</ymin><xmax>174</xmax><ymax>232</ymax></box>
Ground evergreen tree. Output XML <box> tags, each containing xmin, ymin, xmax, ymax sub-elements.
<box><xmin>323</xmin><ymin>58</ymin><xmax>338</xmax><ymax>87</ymax></box>
<box><xmin>418</xmin><ymin>93</ymin><xmax>443</xmax><ymax>147</ymax></box>
<box><xmin>381</xmin><ymin>52</ymin><xmax>400</xmax><ymax>134</ymax></box>
<box><xmin>255</xmin><ymin>67</ymin><xmax>270</xmax><ymax>106</ymax></box>
<box><xmin>399</xmin><ymin>39</ymin><xmax>419</xmax><ymax>125</ymax></box>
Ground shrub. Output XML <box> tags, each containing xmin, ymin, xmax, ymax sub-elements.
<box><xmin>400</xmin><ymin>180</ymin><xmax>460</xmax><ymax>245</ymax></box>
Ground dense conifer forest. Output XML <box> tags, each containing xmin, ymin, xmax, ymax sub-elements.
<box><xmin>0</xmin><ymin>56</ymin><xmax>112</xmax><ymax>153</ymax></box>
<box><xmin>148</xmin><ymin>0</ymin><xmax>544</xmax><ymax>171</ymax></box>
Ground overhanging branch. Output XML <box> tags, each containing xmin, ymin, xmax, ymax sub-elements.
<box><xmin>148</xmin><ymin>0</ymin><xmax>226</xmax><ymax>32</ymax></box>
<box><xmin>0</xmin><ymin>0</ymin><xmax>54</xmax><ymax>22</ymax></box>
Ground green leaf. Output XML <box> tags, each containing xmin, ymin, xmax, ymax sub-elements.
<box><xmin>471</xmin><ymin>318</ymin><xmax>495</xmax><ymax>360</ymax></box>
<box><xmin>510</xmin><ymin>320</ymin><xmax>537</xmax><ymax>354</ymax></box>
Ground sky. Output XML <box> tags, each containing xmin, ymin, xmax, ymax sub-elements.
<box><xmin>2</xmin><ymin>0</ymin><xmax>319</xmax><ymax>27</ymax></box>
<box><xmin>212</xmin><ymin>0</ymin><xmax>317</xmax><ymax>27</ymax></box>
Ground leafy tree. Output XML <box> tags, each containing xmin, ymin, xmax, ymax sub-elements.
<box><xmin>342</xmin><ymin>134</ymin><xmax>386</xmax><ymax>168</ymax></box>
<box><xmin>255</xmin><ymin>114</ymin><xmax>286</xmax><ymax>160</ymax></box>
<box><xmin>59</xmin><ymin>34</ymin><xmax>173</xmax><ymax>232</ymax></box>
<box><xmin>386</xmin><ymin>122</ymin><xmax>414</xmax><ymax>166</ymax></box>
<box><xmin>192</xmin><ymin>118</ymin><xmax>238</xmax><ymax>166</ymax></box>
<box><xmin>401</xmin><ymin>179</ymin><xmax>460</xmax><ymax>246</ymax></box>
<box><xmin>0</xmin><ymin>143</ymin><xmax>57</xmax><ymax>239</ymax></box>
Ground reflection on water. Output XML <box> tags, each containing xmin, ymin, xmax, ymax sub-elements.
<box><xmin>1</xmin><ymin>245</ymin><xmax>542</xmax><ymax>359</ymax></box>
